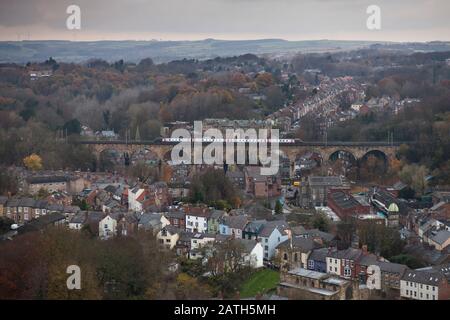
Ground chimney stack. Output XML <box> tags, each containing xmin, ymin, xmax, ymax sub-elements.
<box><xmin>362</xmin><ymin>244</ymin><xmax>368</xmax><ymax>255</ymax></box>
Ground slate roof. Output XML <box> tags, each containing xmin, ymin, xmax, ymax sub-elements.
<box><xmin>104</xmin><ymin>185</ymin><xmax>118</xmax><ymax>194</ymax></box>
<box><xmin>401</xmin><ymin>269</ymin><xmax>446</xmax><ymax>286</ymax></box>
<box><xmin>164</xmin><ymin>210</ymin><xmax>186</xmax><ymax>220</ymax></box>
<box><xmin>222</xmin><ymin>215</ymin><xmax>249</xmax><ymax>230</ymax></box>
<box><xmin>27</xmin><ymin>176</ymin><xmax>69</xmax><ymax>184</ymax></box>
<box><xmin>308</xmin><ymin>176</ymin><xmax>342</xmax><ymax>187</ymax></box>
<box><xmin>278</xmin><ymin>236</ymin><xmax>317</xmax><ymax>252</ymax></box>
<box><xmin>210</xmin><ymin>210</ymin><xmax>226</xmax><ymax>220</ymax></box>
<box><xmin>259</xmin><ymin>220</ymin><xmax>289</xmax><ymax>237</ymax></box>
<box><xmin>327</xmin><ymin>248</ymin><xmax>362</xmax><ymax>261</ymax></box>
<box><xmin>70</xmin><ymin>212</ymin><xmax>87</xmax><ymax>224</ymax></box>
<box><xmin>18</xmin><ymin>212</ymin><xmax>65</xmax><ymax>233</ymax></box>
<box><xmin>329</xmin><ymin>191</ymin><xmax>361</xmax><ymax>209</ymax></box>
<box><xmin>308</xmin><ymin>248</ymin><xmax>329</xmax><ymax>263</ymax></box>
<box><xmin>235</xmin><ymin>238</ymin><xmax>259</xmax><ymax>254</ymax></box>
<box><xmin>375</xmin><ymin>261</ymin><xmax>408</xmax><ymax>275</ymax></box>
<box><xmin>244</xmin><ymin>219</ymin><xmax>267</xmax><ymax>234</ymax></box>
<box><xmin>138</xmin><ymin>213</ymin><xmax>163</xmax><ymax>227</ymax></box>
<box><xmin>301</xmin><ymin>229</ymin><xmax>335</xmax><ymax>242</ymax></box>
<box><xmin>430</xmin><ymin>230</ymin><xmax>450</xmax><ymax>245</ymax></box>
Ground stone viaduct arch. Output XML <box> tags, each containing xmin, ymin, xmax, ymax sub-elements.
<box><xmin>79</xmin><ymin>141</ymin><xmax>399</xmax><ymax>175</ymax></box>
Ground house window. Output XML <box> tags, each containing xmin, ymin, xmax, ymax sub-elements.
<box><xmin>265</xmin><ymin>238</ymin><xmax>268</xmax><ymax>243</ymax></box>
<box><xmin>344</xmin><ymin>266</ymin><xmax>351</xmax><ymax>277</ymax></box>
<box><xmin>420</xmin><ymin>293</ymin><xmax>423</xmax><ymax>298</ymax></box>
<box><xmin>264</xmin><ymin>245</ymin><xmax>268</xmax><ymax>251</ymax></box>
<box><xmin>294</xmin><ymin>253</ymin><xmax>298</xmax><ymax>262</ymax></box>
<box><xmin>283</xmin><ymin>253</ymin><xmax>288</xmax><ymax>261</ymax></box>
<box><xmin>426</xmin><ymin>294</ymin><xmax>429</xmax><ymax>299</ymax></box>
<box><xmin>406</xmin><ymin>290</ymin><xmax>409</xmax><ymax>295</ymax></box>
<box><xmin>329</xmin><ymin>266</ymin><xmax>332</xmax><ymax>271</ymax></box>
<box><xmin>104</xmin><ymin>224</ymin><xmax>108</xmax><ymax>229</ymax></box>
<box><xmin>334</xmin><ymin>267</ymin><xmax>337</xmax><ymax>272</ymax></box>
<box><xmin>308</xmin><ymin>260</ymin><xmax>314</xmax><ymax>269</ymax></box>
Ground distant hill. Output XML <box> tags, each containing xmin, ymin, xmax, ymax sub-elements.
<box><xmin>0</xmin><ymin>39</ymin><xmax>449</xmax><ymax>64</ymax></box>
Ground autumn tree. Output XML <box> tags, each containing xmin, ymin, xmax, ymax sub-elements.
<box><xmin>399</xmin><ymin>164</ymin><xmax>429</xmax><ymax>196</ymax></box>
<box><xmin>23</xmin><ymin>153</ymin><xmax>43</xmax><ymax>171</ymax></box>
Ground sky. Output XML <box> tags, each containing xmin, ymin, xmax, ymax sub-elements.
<box><xmin>0</xmin><ymin>0</ymin><xmax>449</xmax><ymax>42</ymax></box>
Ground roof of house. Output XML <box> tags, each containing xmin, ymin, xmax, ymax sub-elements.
<box><xmin>177</xmin><ymin>231</ymin><xmax>195</xmax><ymax>243</ymax></box>
<box><xmin>138</xmin><ymin>213</ymin><xmax>163</xmax><ymax>227</ymax></box>
<box><xmin>161</xmin><ymin>225</ymin><xmax>182</xmax><ymax>235</ymax></box>
<box><xmin>185</xmin><ymin>207</ymin><xmax>212</xmax><ymax>218</ymax></box>
<box><xmin>85</xmin><ymin>211</ymin><xmax>105</xmax><ymax>222</ymax></box>
<box><xmin>308</xmin><ymin>248</ymin><xmax>329</xmax><ymax>263</ymax></box>
<box><xmin>104</xmin><ymin>185</ymin><xmax>118</xmax><ymax>194</ymax></box>
<box><xmin>235</xmin><ymin>238</ymin><xmax>260</xmax><ymax>254</ymax></box>
<box><xmin>308</xmin><ymin>176</ymin><xmax>342</xmax><ymax>187</ymax></box>
<box><xmin>392</xmin><ymin>181</ymin><xmax>408</xmax><ymax>191</ymax></box>
<box><xmin>359</xmin><ymin>253</ymin><xmax>379</xmax><ymax>266</ymax></box>
<box><xmin>288</xmin><ymin>267</ymin><xmax>329</xmax><ymax>280</ymax></box>
<box><xmin>210</xmin><ymin>210</ymin><xmax>226</xmax><ymax>220</ymax></box>
<box><xmin>18</xmin><ymin>212</ymin><xmax>65</xmax><ymax>233</ymax></box>
<box><xmin>375</xmin><ymin>261</ymin><xmax>408</xmax><ymax>274</ymax></box>
<box><xmin>327</xmin><ymin>247</ymin><xmax>362</xmax><ymax>261</ymax></box>
<box><xmin>27</xmin><ymin>176</ymin><xmax>70</xmax><ymax>184</ymax></box>
<box><xmin>302</xmin><ymin>229</ymin><xmax>335</xmax><ymax>242</ymax></box>
<box><xmin>244</xmin><ymin>219</ymin><xmax>267</xmax><ymax>234</ymax></box>
<box><xmin>291</xmin><ymin>225</ymin><xmax>307</xmax><ymax>235</ymax></box>
<box><xmin>329</xmin><ymin>191</ymin><xmax>361</xmax><ymax>210</ymax></box>
<box><xmin>259</xmin><ymin>220</ymin><xmax>289</xmax><ymax>238</ymax></box>
<box><xmin>164</xmin><ymin>210</ymin><xmax>186</xmax><ymax>220</ymax></box>
<box><xmin>430</xmin><ymin>230</ymin><xmax>450</xmax><ymax>245</ymax></box>
<box><xmin>278</xmin><ymin>236</ymin><xmax>317</xmax><ymax>252</ymax></box>
<box><xmin>70</xmin><ymin>212</ymin><xmax>87</xmax><ymax>224</ymax></box>
<box><xmin>222</xmin><ymin>214</ymin><xmax>249</xmax><ymax>230</ymax></box>
<box><xmin>401</xmin><ymin>269</ymin><xmax>446</xmax><ymax>286</ymax></box>
<box><xmin>191</xmin><ymin>233</ymin><xmax>216</xmax><ymax>240</ymax></box>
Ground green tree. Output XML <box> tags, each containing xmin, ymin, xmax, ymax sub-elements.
<box><xmin>274</xmin><ymin>200</ymin><xmax>283</xmax><ymax>215</ymax></box>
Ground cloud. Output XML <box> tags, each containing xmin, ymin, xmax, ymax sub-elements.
<box><xmin>0</xmin><ymin>0</ymin><xmax>449</xmax><ymax>41</ymax></box>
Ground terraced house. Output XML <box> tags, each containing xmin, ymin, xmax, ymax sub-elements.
<box><xmin>2</xmin><ymin>197</ymin><xmax>80</xmax><ymax>224</ymax></box>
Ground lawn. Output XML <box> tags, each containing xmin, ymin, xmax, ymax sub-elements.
<box><xmin>239</xmin><ymin>269</ymin><xmax>280</xmax><ymax>298</ymax></box>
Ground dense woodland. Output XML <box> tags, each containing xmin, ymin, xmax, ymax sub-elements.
<box><xmin>0</xmin><ymin>55</ymin><xmax>292</xmax><ymax>171</ymax></box>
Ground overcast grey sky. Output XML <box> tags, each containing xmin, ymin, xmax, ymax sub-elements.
<box><xmin>0</xmin><ymin>0</ymin><xmax>449</xmax><ymax>41</ymax></box>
